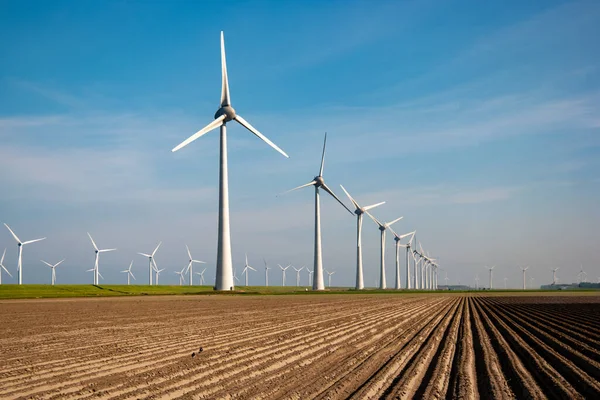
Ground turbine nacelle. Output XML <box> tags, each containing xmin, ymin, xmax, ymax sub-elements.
<box><xmin>214</xmin><ymin>105</ymin><xmax>237</xmax><ymax>122</ymax></box>
<box><xmin>314</xmin><ymin>176</ymin><xmax>324</xmax><ymax>187</ymax></box>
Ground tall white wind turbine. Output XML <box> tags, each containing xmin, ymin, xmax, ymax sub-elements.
<box><xmin>120</xmin><ymin>261</ymin><xmax>136</xmax><ymax>285</ymax></box>
<box><xmin>389</xmin><ymin>229</ymin><xmax>415</xmax><ymax>290</ymax></box>
<box><xmin>404</xmin><ymin>232</ymin><xmax>416</xmax><ymax>289</ymax></box>
<box><xmin>520</xmin><ymin>266</ymin><xmax>529</xmax><ymax>290</ymax></box>
<box><xmin>365</xmin><ymin>213</ymin><xmax>403</xmax><ymax>290</ymax></box>
<box><xmin>486</xmin><ymin>265</ymin><xmax>495</xmax><ymax>289</ymax></box>
<box><xmin>138</xmin><ymin>242</ymin><xmax>161</xmax><ymax>285</ymax></box>
<box><xmin>278</xmin><ymin>264</ymin><xmax>290</xmax><ymax>286</ymax></box>
<box><xmin>264</xmin><ymin>259</ymin><xmax>270</xmax><ymax>287</ymax></box>
<box><xmin>242</xmin><ymin>254</ymin><xmax>256</xmax><ymax>286</ymax></box>
<box><xmin>4</xmin><ymin>224</ymin><xmax>46</xmax><ymax>285</ymax></box>
<box><xmin>41</xmin><ymin>259</ymin><xmax>64</xmax><ymax>286</ymax></box>
<box><xmin>475</xmin><ymin>274</ymin><xmax>480</xmax><ymax>290</ymax></box>
<box><xmin>326</xmin><ymin>270</ymin><xmax>335</xmax><ymax>288</ymax></box>
<box><xmin>293</xmin><ymin>266</ymin><xmax>305</xmax><ymax>287</ymax></box>
<box><xmin>171</xmin><ymin>31</ymin><xmax>288</xmax><ymax>292</ymax></box>
<box><xmin>87</xmin><ymin>233</ymin><xmax>116</xmax><ymax>285</ymax></box>
<box><xmin>185</xmin><ymin>245</ymin><xmax>206</xmax><ymax>286</ymax></box>
<box><xmin>306</xmin><ymin>268</ymin><xmax>313</xmax><ymax>286</ymax></box>
<box><xmin>551</xmin><ymin>267</ymin><xmax>560</xmax><ymax>285</ymax></box>
<box><xmin>0</xmin><ymin>249</ymin><xmax>13</xmax><ymax>284</ymax></box>
<box><xmin>340</xmin><ymin>185</ymin><xmax>385</xmax><ymax>290</ymax></box>
<box><xmin>284</xmin><ymin>133</ymin><xmax>353</xmax><ymax>291</ymax></box>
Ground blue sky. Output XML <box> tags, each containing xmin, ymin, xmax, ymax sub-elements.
<box><xmin>1</xmin><ymin>0</ymin><xmax>599</xmax><ymax>287</ymax></box>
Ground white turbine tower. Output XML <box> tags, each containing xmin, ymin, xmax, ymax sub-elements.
<box><xmin>404</xmin><ymin>232</ymin><xmax>416</xmax><ymax>289</ymax></box>
<box><xmin>154</xmin><ymin>263</ymin><xmax>165</xmax><ymax>285</ymax></box>
<box><xmin>4</xmin><ymin>224</ymin><xmax>46</xmax><ymax>285</ymax></box>
<box><xmin>284</xmin><ymin>133</ymin><xmax>353</xmax><ymax>291</ymax></box>
<box><xmin>120</xmin><ymin>261</ymin><xmax>136</xmax><ymax>285</ymax></box>
<box><xmin>365</xmin><ymin>212</ymin><xmax>403</xmax><ymax>290</ymax></box>
<box><xmin>171</xmin><ymin>32</ymin><xmax>288</xmax><ymax>292</ymax></box>
<box><xmin>578</xmin><ymin>266</ymin><xmax>587</xmax><ymax>284</ymax></box>
<box><xmin>551</xmin><ymin>267</ymin><xmax>560</xmax><ymax>285</ymax></box>
<box><xmin>175</xmin><ymin>267</ymin><xmax>186</xmax><ymax>286</ymax></box>
<box><xmin>306</xmin><ymin>268</ymin><xmax>313</xmax><ymax>286</ymax></box>
<box><xmin>389</xmin><ymin>229</ymin><xmax>415</xmax><ymax>290</ymax></box>
<box><xmin>0</xmin><ymin>249</ymin><xmax>13</xmax><ymax>284</ymax></box>
<box><xmin>138</xmin><ymin>242</ymin><xmax>161</xmax><ymax>286</ymax></box>
<box><xmin>41</xmin><ymin>259</ymin><xmax>64</xmax><ymax>286</ymax></box>
<box><xmin>486</xmin><ymin>265</ymin><xmax>495</xmax><ymax>289</ymax></box>
<box><xmin>504</xmin><ymin>277</ymin><xmax>508</xmax><ymax>289</ymax></box>
<box><xmin>339</xmin><ymin>185</ymin><xmax>385</xmax><ymax>290</ymax></box>
<box><xmin>278</xmin><ymin>264</ymin><xmax>290</xmax><ymax>286</ymax></box>
<box><xmin>242</xmin><ymin>254</ymin><xmax>256</xmax><ymax>286</ymax></box>
<box><xmin>185</xmin><ymin>245</ymin><xmax>206</xmax><ymax>286</ymax></box>
<box><xmin>196</xmin><ymin>268</ymin><xmax>207</xmax><ymax>285</ymax></box>
<box><xmin>326</xmin><ymin>270</ymin><xmax>336</xmax><ymax>288</ymax></box>
<box><xmin>87</xmin><ymin>233</ymin><xmax>116</xmax><ymax>285</ymax></box>
<box><xmin>520</xmin><ymin>266</ymin><xmax>529</xmax><ymax>290</ymax></box>
<box><xmin>475</xmin><ymin>274</ymin><xmax>480</xmax><ymax>290</ymax></box>
<box><xmin>293</xmin><ymin>266</ymin><xmax>305</xmax><ymax>287</ymax></box>
<box><xmin>263</xmin><ymin>259</ymin><xmax>270</xmax><ymax>287</ymax></box>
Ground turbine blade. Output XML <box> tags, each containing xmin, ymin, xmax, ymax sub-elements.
<box><xmin>172</xmin><ymin>115</ymin><xmax>226</xmax><ymax>152</ymax></box>
<box><xmin>386</xmin><ymin>216</ymin><xmax>403</xmax><ymax>227</ymax></box>
<box><xmin>319</xmin><ymin>132</ymin><xmax>327</xmax><ymax>176</ymax></box>
<box><xmin>186</xmin><ymin>244</ymin><xmax>192</xmax><ymax>261</ymax></box>
<box><xmin>4</xmin><ymin>224</ymin><xmax>21</xmax><ymax>243</ymax></box>
<box><xmin>364</xmin><ymin>210</ymin><xmax>383</xmax><ymax>227</ymax></box>
<box><xmin>23</xmin><ymin>237</ymin><xmax>46</xmax><ymax>245</ymax></box>
<box><xmin>99</xmin><ymin>248</ymin><xmax>116</xmax><ymax>253</ymax></box>
<box><xmin>0</xmin><ymin>248</ymin><xmax>5</xmax><ymax>264</ymax></box>
<box><xmin>249</xmin><ymin>266</ymin><xmax>257</xmax><ymax>271</ymax></box>
<box><xmin>192</xmin><ymin>260</ymin><xmax>206</xmax><ymax>264</ymax></box>
<box><xmin>54</xmin><ymin>259</ymin><xmax>65</xmax><ymax>267</ymax></box>
<box><xmin>87</xmin><ymin>232</ymin><xmax>98</xmax><ymax>251</ymax></box>
<box><xmin>363</xmin><ymin>201</ymin><xmax>386</xmax><ymax>211</ymax></box>
<box><xmin>321</xmin><ymin>182</ymin><xmax>353</xmax><ymax>215</ymax></box>
<box><xmin>235</xmin><ymin>115</ymin><xmax>289</xmax><ymax>158</ymax></box>
<box><xmin>339</xmin><ymin>185</ymin><xmax>360</xmax><ymax>210</ymax></box>
<box><xmin>220</xmin><ymin>31</ymin><xmax>230</xmax><ymax>107</ymax></box>
<box><xmin>130</xmin><ymin>272</ymin><xmax>136</xmax><ymax>280</ymax></box>
<box><xmin>98</xmin><ymin>272</ymin><xmax>104</xmax><ymax>280</ymax></box>
<box><xmin>152</xmin><ymin>242</ymin><xmax>162</xmax><ymax>257</ymax></box>
<box><xmin>41</xmin><ymin>260</ymin><xmax>53</xmax><ymax>267</ymax></box>
<box><xmin>138</xmin><ymin>253</ymin><xmax>152</xmax><ymax>257</ymax></box>
<box><xmin>1</xmin><ymin>265</ymin><xmax>12</xmax><ymax>277</ymax></box>
<box><xmin>282</xmin><ymin>180</ymin><xmax>316</xmax><ymax>194</ymax></box>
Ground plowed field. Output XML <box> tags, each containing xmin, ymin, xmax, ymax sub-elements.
<box><xmin>0</xmin><ymin>294</ymin><xmax>598</xmax><ymax>399</ymax></box>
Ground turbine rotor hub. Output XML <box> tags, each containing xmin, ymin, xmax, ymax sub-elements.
<box><xmin>314</xmin><ymin>176</ymin><xmax>324</xmax><ymax>187</ymax></box>
<box><xmin>214</xmin><ymin>105</ymin><xmax>236</xmax><ymax>122</ymax></box>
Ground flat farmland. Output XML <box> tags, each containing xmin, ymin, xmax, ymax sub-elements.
<box><xmin>0</xmin><ymin>294</ymin><xmax>599</xmax><ymax>399</ymax></box>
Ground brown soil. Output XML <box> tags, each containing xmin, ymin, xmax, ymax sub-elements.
<box><xmin>0</xmin><ymin>293</ymin><xmax>598</xmax><ymax>399</ymax></box>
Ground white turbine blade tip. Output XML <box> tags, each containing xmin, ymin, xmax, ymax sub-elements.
<box><xmin>4</xmin><ymin>223</ymin><xmax>21</xmax><ymax>243</ymax></box>
<box><xmin>172</xmin><ymin>115</ymin><xmax>225</xmax><ymax>152</ymax></box>
<box><xmin>235</xmin><ymin>115</ymin><xmax>289</xmax><ymax>158</ymax></box>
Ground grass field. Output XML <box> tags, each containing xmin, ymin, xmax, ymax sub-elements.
<box><xmin>0</xmin><ymin>284</ymin><xmax>597</xmax><ymax>299</ymax></box>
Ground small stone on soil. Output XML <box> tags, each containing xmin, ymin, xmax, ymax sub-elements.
<box><xmin>191</xmin><ymin>352</ymin><xmax>196</xmax><ymax>358</ymax></box>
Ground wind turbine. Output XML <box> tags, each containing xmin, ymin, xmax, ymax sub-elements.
<box><xmin>196</xmin><ymin>268</ymin><xmax>207</xmax><ymax>285</ymax></box>
<box><xmin>41</xmin><ymin>259</ymin><xmax>64</xmax><ymax>285</ymax></box>
<box><xmin>185</xmin><ymin>245</ymin><xmax>206</xmax><ymax>286</ymax></box>
<box><xmin>263</xmin><ymin>259</ymin><xmax>271</xmax><ymax>287</ymax></box>
<box><xmin>242</xmin><ymin>254</ymin><xmax>256</xmax><ymax>286</ymax></box>
<box><xmin>138</xmin><ymin>242</ymin><xmax>161</xmax><ymax>285</ymax></box>
<box><xmin>4</xmin><ymin>224</ymin><xmax>46</xmax><ymax>285</ymax></box>
<box><xmin>175</xmin><ymin>267</ymin><xmax>186</xmax><ymax>286</ymax></box>
<box><xmin>283</xmin><ymin>133</ymin><xmax>353</xmax><ymax>291</ymax></box>
<box><xmin>389</xmin><ymin>229</ymin><xmax>415</xmax><ymax>290</ymax></box>
<box><xmin>325</xmin><ymin>270</ymin><xmax>335</xmax><ymax>288</ymax></box>
<box><xmin>486</xmin><ymin>266</ymin><xmax>495</xmax><ymax>289</ymax></box>
<box><xmin>293</xmin><ymin>266</ymin><xmax>305</xmax><ymax>287</ymax></box>
<box><xmin>278</xmin><ymin>264</ymin><xmax>290</xmax><ymax>286</ymax></box>
<box><xmin>306</xmin><ymin>268</ymin><xmax>313</xmax><ymax>286</ymax></box>
<box><xmin>475</xmin><ymin>274</ymin><xmax>480</xmax><ymax>290</ymax></box>
<box><xmin>504</xmin><ymin>277</ymin><xmax>508</xmax><ymax>289</ymax></box>
<box><xmin>578</xmin><ymin>266</ymin><xmax>587</xmax><ymax>284</ymax></box>
<box><xmin>520</xmin><ymin>266</ymin><xmax>529</xmax><ymax>290</ymax></box>
<box><xmin>551</xmin><ymin>267</ymin><xmax>560</xmax><ymax>285</ymax></box>
<box><xmin>339</xmin><ymin>185</ymin><xmax>385</xmax><ymax>290</ymax></box>
<box><xmin>87</xmin><ymin>233</ymin><xmax>116</xmax><ymax>285</ymax></box>
<box><xmin>120</xmin><ymin>261</ymin><xmax>136</xmax><ymax>285</ymax></box>
<box><xmin>153</xmin><ymin>262</ymin><xmax>165</xmax><ymax>285</ymax></box>
<box><xmin>404</xmin><ymin>232</ymin><xmax>416</xmax><ymax>289</ymax></box>
<box><xmin>171</xmin><ymin>31</ymin><xmax>288</xmax><ymax>292</ymax></box>
<box><xmin>0</xmin><ymin>249</ymin><xmax>13</xmax><ymax>284</ymax></box>
<box><xmin>365</xmin><ymin>212</ymin><xmax>403</xmax><ymax>290</ymax></box>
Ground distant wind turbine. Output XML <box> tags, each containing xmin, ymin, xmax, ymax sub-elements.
<box><xmin>87</xmin><ymin>233</ymin><xmax>116</xmax><ymax>285</ymax></box>
<box><xmin>4</xmin><ymin>224</ymin><xmax>46</xmax><ymax>285</ymax></box>
<box><xmin>504</xmin><ymin>277</ymin><xmax>508</xmax><ymax>289</ymax></box>
<box><xmin>154</xmin><ymin>265</ymin><xmax>165</xmax><ymax>285</ymax></box>
<box><xmin>278</xmin><ymin>264</ymin><xmax>291</xmax><ymax>286</ymax></box>
<box><xmin>339</xmin><ymin>185</ymin><xmax>385</xmax><ymax>290</ymax></box>
<box><xmin>520</xmin><ymin>266</ymin><xmax>529</xmax><ymax>290</ymax></box>
<box><xmin>196</xmin><ymin>268</ymin><xmax>207</xmax><ymax>285</ymax></box>
<box><xmin>475</xmin><ymin>274</ymin><xmax>480</xmax><ymax>290</ymax></box>
<box><xmin>185</xmin><ymin>245</ymin><xmax>206</xmax><ymax>286</ymax></box>
<box><xmin>120</xmin><ymin>261</ymin><xmax>136</xmax><ymax>285</ymax></box>
<box><xmin>283</xmin><ymin>133</ymin><xmax>353</xmax><ymax>291</ymax></box>
<box><xmin>551</xmin><ymin>267</ymin><xmax>560</xmax><ymax>285</ymax></box>
<box><xmin>138</xmin><ymin>242</ymin><xmax>161</xmax><ymax>285</ymax></box>
<box><xmin>365</xmin><ymin>212</ymin><xmax>403</xmax><ymax>290</ymax></box>
<box><xmin>171</xmin><ymin>32</ymin><xmax>288</xmax><ymax>292</ymax></box>
<box><xmin>306</xmin><ymin>267</ymin><xmax>313</xmax><ymax>286</ymax></box>
<box><xmin>41</xmin><ymin>259</ymin><xmax>64</xmax><ymax>286</ymax></box>
<box><xmin>389</xmin><ymin>229</ymin><xmax>415</xmax><ymax>290</ymax></box>
<box><xmin>293</xmin><ymin>266</ymin><xmax>305</xmax><ymax>287</ymax></box>
<box><xmin>0</xmin><ymin>249</ymin><xmax>13</xmax><ymax>284</ymax></box>
<box><xmin>264</xmin><ymin>259</ymin><xmax>270</xmax><ymax>287</ymax></box>
<box><xmin>175</xmin><ymin>267</ymin><xmax>186</xmax><ymax>286</ymax></box>
<box><xmin>404</xmin><ymin>232</ymin><xmax>416</xmax><ymax>289</ymax></box>
<box><xmin>242</xmin><ymin>254</ymin><xmax>256</xmax><ymax>286</ymax></box>
<box><xmin>486</xmin><ymin>266</ymin><xmax>495</xmax><ymax>289</ymax></box>
<box><xmin>325</xmin><ymin>270</ymin><xmax>335</xmax><ymax>288</ymax></box>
